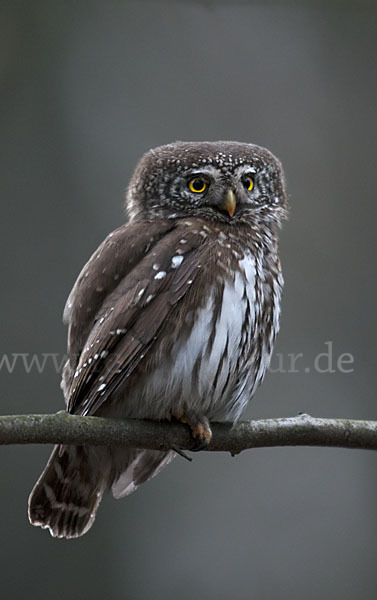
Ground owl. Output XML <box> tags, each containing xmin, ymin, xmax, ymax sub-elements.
<box><xmin>28</xmin><ymin>141</ymin><xmax>288</xmax><ymax>538</ymax></box>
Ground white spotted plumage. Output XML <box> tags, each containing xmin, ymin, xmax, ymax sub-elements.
<box><xmin>29</xmin><ymin>140</ymin><xmax>287</xmax><ymax>539</ymax></box>
<box><xmin>117</xmin><ymin>250</ymin><xmax>278</xmax><ymax>425</ymax></box>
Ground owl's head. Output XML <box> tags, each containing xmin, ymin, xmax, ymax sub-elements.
<box><xmin>126</xmin><ymin>141</ymin><xmax>288</xmax><ymax>229</ymax></box>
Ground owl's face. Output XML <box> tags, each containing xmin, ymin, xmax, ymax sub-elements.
<box><xmin>126</xmin><ymin>141</ymin><xmax>288</xmax><ymax>229</ymax></box>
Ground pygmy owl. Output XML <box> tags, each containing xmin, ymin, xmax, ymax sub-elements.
<box><xmin>28</xmin><ymin>141</ymin><xmax>288</xmax><ymax>538</ymax></box>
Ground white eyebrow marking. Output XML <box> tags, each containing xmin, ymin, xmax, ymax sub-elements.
<box><xmin>188</xmin><ymin>165</ymin><xmax>219</xmax><ymax>177</ymax></box>
<box><xmin>235</xmin><ymin>164</ymin><xmax>257</xmax><ymax>175</ymax></box>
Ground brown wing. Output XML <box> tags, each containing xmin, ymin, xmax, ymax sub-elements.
<box><xmin>63</xmin><ymin>219</ymin><xmax>176</xmax><ymax>361</ymax></box>
<box><xmin>66</xmin><ymin>221</ymin><xmax>211</xmax><ymax>416</ymax></box>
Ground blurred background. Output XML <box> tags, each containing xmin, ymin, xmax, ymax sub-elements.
<box><xmin>1</xmin><ymin>1</ymin><xmax>376</xmax><ymax>598</ymax></box>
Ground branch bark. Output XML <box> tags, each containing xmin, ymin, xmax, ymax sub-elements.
<box><xmin>0</xmin><ymin>412</ymin><xmax>376</xmax><ymax>452</ymax></box>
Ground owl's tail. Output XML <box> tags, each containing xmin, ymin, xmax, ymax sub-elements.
<box><xmin>28</xmin><ymin>445</ymin><xmax>108</xmax><ymax>539</ymax></box>
<box><xmin>111</xmin><ymin>448</ymin><xmax>176</xmax><ymax>499</ymax></box>
<box><xmin>28</xmin><ymin>445</ymin><xmax>176</xmax><ymax>538</ymax></box>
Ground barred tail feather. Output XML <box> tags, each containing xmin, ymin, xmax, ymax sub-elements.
<box><xmin>29</xmin><ymin>445</ymin><xmax>176</xmax><ymax>538</ymax></box>
<box><xmin>28</xmin><ymin>445</ymin><xmax>107</xmax><ymax>539</ymax></box>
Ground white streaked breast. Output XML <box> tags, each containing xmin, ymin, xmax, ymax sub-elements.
<box><xmin>121</xmin><ymin>251</ymin><xmax>259</xmax><ymax>422</ymax></box>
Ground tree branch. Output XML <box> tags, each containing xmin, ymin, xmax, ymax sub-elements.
<box><xmin>0</xmin><ymin>412</ymin><xmax>376</xmax><ymax>452</ymax></box>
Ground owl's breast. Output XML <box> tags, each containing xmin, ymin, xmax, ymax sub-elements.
<box><xmin>113</xmin><ymin>249</ymin><xmax>280</xmax><ymax>424</ymax></box>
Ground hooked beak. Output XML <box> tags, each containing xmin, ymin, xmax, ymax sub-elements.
<box><xmin>220</xmin><ymin>189</ymin><xmax>236</xmax><ymax>217</ymax></box>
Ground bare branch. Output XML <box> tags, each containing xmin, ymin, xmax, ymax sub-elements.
<box><xmin>0</xmin><ymin>413</ymin><xmax>376</xmax><ymax>452</ymax></box>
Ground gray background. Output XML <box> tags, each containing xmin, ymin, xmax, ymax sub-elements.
<box><xmin>1</xmin><ymin>1</ymin><xmax>376</xmax><ymax>599</ymax></box>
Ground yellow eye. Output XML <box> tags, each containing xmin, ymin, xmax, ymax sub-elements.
<box><xmin>188</xmin><ymin>177</ymin><xmax>208</xmax><ymax>193</ymax></box>
<box><xmin>242</xmin><ymin>175</ymin><xmax>254</xmax><ymax>191</ymax></box>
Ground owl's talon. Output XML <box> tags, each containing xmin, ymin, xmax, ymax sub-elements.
<box><xmin>174</xmin><ymin>409</ymin><xmax>212</xmax><ymax>452</ymax></box>
<box><xmin>189</xmin><ymin>420</ymin><xmax>212</xmax><ymax>451</ymax></box>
